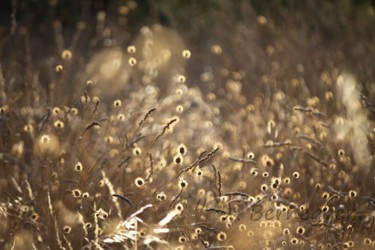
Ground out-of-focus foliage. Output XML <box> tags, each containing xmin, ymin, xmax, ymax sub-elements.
<box><xmin>1</xmin><ymin>0</ymin><xmax>375</xmax><ymax>249</ymax></box>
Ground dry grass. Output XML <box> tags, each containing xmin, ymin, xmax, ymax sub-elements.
<box><xmin>0</xmin><ymin>1</ymin><xmax>375</xmax><ymax>249</ymax></box>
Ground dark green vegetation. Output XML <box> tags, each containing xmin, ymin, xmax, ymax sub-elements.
<box><xmin>1</xmin><ymin>0</ymin><xmax>375</xmax><ymax>249</ymax></box>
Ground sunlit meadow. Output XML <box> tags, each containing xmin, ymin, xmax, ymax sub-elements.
<box><xmin>0</xmin><ymin>1</ymin><xmax>375</xmax><ymax>249</ymax></box>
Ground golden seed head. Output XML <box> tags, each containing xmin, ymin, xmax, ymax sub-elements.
<box><xmin>132</xmin><ymin>147</ymin><xmax>142</xmax><ymax>156</ymax></box>
<box><xmin>338</xmin><ymin>149</ymin><xmax>345</xmax><ymax>156</ymax></box>
<box><xmin>70</xmin><ymin>107</ymin><xmax>78</xmax><ymax>115</ymax></box>
<box><xmin>54</xmin><ymin>120</ymin><xmax>64</xmax><ymax>129</ymax></box>
<box><xmin>98</xmin><ymin>179</ymin><xmax>105</xmax><ymax>187</ymax></box>
<box><xmin>127</xmin><ymin>45</ymin><xmax>136</xmax><ymax>53</ymax></box>
<box><xmin>175</xmin><ymin>203</ymin><xmax>184</xmax><ymax>212</ymax></box>
<box><xmin>271</xmin><ymin>177</ymin><xmax>281</xmax><ymax>189</ymax></box>
<box><xmin>271</xmin><ymin>194</ymin><xmax>278</xmax><ymax>201</ymax></box>
<box><xmin>227</xmin><ymin>215</ymin><xmax>235</xmax><ymax>222</ymax></box>
<box><xmin>30</xmin><ymin>212</ymin><xmax>39</xmax><ymax>222</ymax></box>
<box><xmin>182</xmin><ymin>49</ymin><xmax>191</xmax><ymax>58</ymax></box>
<box><xmin>72</xmin><ymin>189</ymin><xmax>82</xmax><ymax>198</ymax></box>
<box><xmin>292</xmin><ymin>171</ymin><xmax>300</xmax><ymax>179</ymax></box>
<box><xmin>128</xmin><ymin>57</ymin><xmax>137</xmax><ymax>66</ymax></box>
<box><xmin>178</xmin><ymin>178</ymin><xmax>188</xmax><ymax>189</ymax></box>
<box><xmin>40</xmin><ymin>135</ymin><xmax>51</xmax><ymax>144</ymax></box>
<box><xmin>247</xmin><ymin>230</ymin><xmax>254</xmax><ymax>237</ymax></box>
<box><xmin>95</xmin><ymin>208</ymin><xmax>108</xmax><ymax>220</ymax></box>
<box><xmin>139</xmin><ymin>228</ymin><xmax>147</xmax><ymax>237</ymax></box>
<box><xmin>219</xmin><ymin>196</ymin><xmax>229</xmax><ymax>202</ymax></box>
<box><xmin>195</xmin><ymin>168</ymin><xmax>203</xmax><ymax>177</ymax></box>
<box><xmin>284</xmin><ymin>177</ymin><xmax>291</xmax><ymax>184</ymax></box>
<box><xmin>113</xmin><ymin>99</ymin><xmax>122</xmax><ymax>108</ymax></box>
<box><xmin>117</xmin><ymin>113</ymin><xmax>126</xmax><ymax>121</ymax></box>
<box><xmin>255</xmin><ymin>193</ymin><xmax>264</xmax><ymax>201</ymax></box>
<box><xmin>283</xmin><ymin>228</ymin><xmax>290</xmax><ymax>235</ymax></box>
<box><xmin>92</xmin><ymin>96</ymin><xmax>100</xmax><ymax>104</ymax></box>
<box><xmin>104</xmin><ymin>136</ymin><xmax>113</xmax><ymax>144</ymax></box>
<box><xmin>176</xmin><ymin>105</ymin><xmax>184</xmax><ymax>113</ymax></box>
<box><xmin>74</xmin><ymin>161</ymin><xmax>83</xmax><ymax>172</ymax></box>
<box><xmin>178</xmin><ymin>143</ymin><xmax>187</xmax><ymax>155</ymax></box>
<box><xmin>363</xmin><ymin>238</ymin><xmax>372</xmax><ymax>245</ymax></box>
<box><xmin>211</xmin><ymin>44</ymin><xmax>222</xmax><ymax>55</ymax></box>
<box><xmin>322</xmin><ymin>192</ymin><xmax>330</xmax><ymax>199</ymax></box>
<box><xmin>157</xmin><ymin>158</ymin><xmax>167</xmax><ymax>169</ymax></box>
<box><xmin>177</xmin><ymin>74</ymin><xmax>186</xmax><ymax>83</ymax></box>
<box><xmin>197</xmin><ymin>189</ymin><xmax>206</xmax><ymax>197</ymax></box>
<box><xmin>296</xmin><ymin>226</ymin><xmax>305</xmax><ymax>235</ymax></box>
<box><xmin>345</xmin><ymin>241</ymin><xmax>354</xmax><ymax>248</ymax></box>
<box><xmin>80</xmin><ymin>95</ymin><xmax>90</xmax><ymax>104</ymax></box>
<box><xmin>63</xmin><ymin>226</ymin><xmax>72</xmax><ymax>234</ymax></box>
<box><xmin>61</xmin><ymin>49</ymin><xmax>72</xmax><ymax>60</ymax></box>
<box><xmin>261</xmin><ymin>154</ymin><xmax>274</xmax><ymax>167</ymax></box>
<box><xmin>325</xmin><ymin>91</ymin><xmax>333</xmax><ymax>101</ymax></box>
<box><xmin>291</xmin><ymin>237</ymin><xmax>299</xmax><ymax>245</ymax></box>
<box><xmin>178</xmin><ymin>236</ymin><xmax>186</xmax><ymax>243</ymax></box>
<box><xmin>52</xmin><ymin>107</ymin><xmax>61</xmax><ymax>115</ymax></box>
<box><xmin>321</xmin><ymin>205</ymin><xmax>329</xmax><ymax>212</ymax></box>
<box><xmin>156</xmin><ymin>192</ymin><xmax>167</xmax><ymax>201</ymax></box>
<box><xmin>348</xmin><ymin>190</ymin><xmax>357</xmax><ymax>198</ymax></box>
<box><xmin>247</xmin><ymin>196</ymin><xmax>255</xmax><ymax>203</ymax></box>
<box><xmin>174</xmin><ymin>154</ymin><xmax>183</xmax><ymax>165</ymax></box>
<box><xmin>23</xmin><ymin>124</ymin><xmax>34</xmax><ymax>133</ymax></box>
<box><xmin>217</xmin><ymin>232</ymin><xmax>227</xmax><ymax>241</ymax></box>
<box><xmin>239</xmin><ymin>224</ymin><xmax>246</xmax><ymax>232</ymax></box>
<box><xmin>0</xmin><ymin>105</ymin><xmax>9</xmax><ymax>114</ymax></box>
<box><xmin>250</xmin><ymin>168</ymin><xmax>258</xmax><ymax>176</ymax></box>
<box><xmin>135</xmin><ymin>177</ymin><xmax>145</xmax><ymax>187</ymax></box>
<box><xmin>247</xmin><ymin>152</ymin><xmax>255</xmax><ymax>159</ymax></box>
<box><xmin>55</xmin><ymin>64</ymin><xmax>63</xmax><ymax>72</ymax></box>
<box><xmin>299</xmin><ymin>204</ymin><xmax>307</xmax><ymax>212</ymax></box>
<box><xmin>273</xmin><ymin>221</ymin><xmax>281</xmax><ymax>228</ymax></box>
<box><xmin>257</xmin><ymin>15</ymin><xmax>267</xmax><ymax>25</ymax></box>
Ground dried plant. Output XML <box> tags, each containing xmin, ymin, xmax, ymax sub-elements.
<box><xmin>0</xmin><ymin>1</ymin><xmax>375</xmax><ymax>249</ymax></box>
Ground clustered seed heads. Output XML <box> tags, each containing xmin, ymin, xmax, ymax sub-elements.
<box><xmin>1</xmin><ymin>2</ymin><xmax>375</xmax><ymax>250</ymax></box>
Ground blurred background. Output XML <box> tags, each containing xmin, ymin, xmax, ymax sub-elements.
<box><xmin>1</xmin><ymin>0</ymin><xmax>375</xmax><ymax>101</ymax></box>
